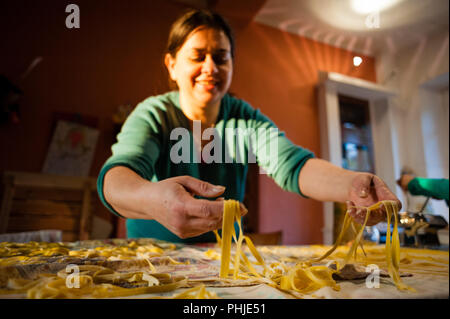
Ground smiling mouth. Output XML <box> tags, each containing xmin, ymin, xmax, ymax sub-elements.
<box><xmin>196</xmin><ymin>80</ymin><xmax>218</xmax><ymax>90</ymax></box>
<box><xmin>196</xmin><ymin>80</ymin><xmax>217</xmax><ymax>85</ymax></box>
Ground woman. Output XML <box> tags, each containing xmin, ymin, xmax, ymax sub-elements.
<box><xmin>97</xmin><ymin>9</ymin><xmax>401</xmax><ymax>243</ymax></box>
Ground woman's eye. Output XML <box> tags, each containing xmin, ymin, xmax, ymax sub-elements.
<box><xmin>190</xmin><ymin>54</ymin><xmax>230</xmax><ymax>64</ymax></box>
<box><xmin>191</xmin><ymin>56</ymin><xmax>205</xmax><ymax>62</ymax></box>
<box><xmin>214</xmin><ymin>56</ymin><xmax>229</xmax><ymax>65</ymax></box>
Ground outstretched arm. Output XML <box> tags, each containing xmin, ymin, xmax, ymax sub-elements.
<box><xmin>298</xmin><ymin>158</ymin><xmax>401</xmax><ymax>225</ymax></box>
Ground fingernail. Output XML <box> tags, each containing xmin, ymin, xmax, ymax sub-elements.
<box><xmin>213</xmin><ymin>186</ymin><xmax>225</xmax><ymax>192</ymax></box>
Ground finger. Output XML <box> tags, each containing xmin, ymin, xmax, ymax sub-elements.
<box><xmin>215</xmin><ymin>197</ymin><xmax>246</xmax><ymax>216</ymax></box>
<box><xmin>348</xmin><ymin>207</ymin><xmax>367</xmax><ymax>225</ymax></box>
<box><xmin>240</xmin><ymin>202</ymin><xmax>248</xmax><ymax>217</ymax></box>
<box><xmin>183</xmin><ymin>197</ymin><xmax>224</xmax><ymax>220</ymax></box>
<box><xmin>176</xmin><ymin>176</ymin><xmax>226</xmax><ymax>198</ymax></box>
<box><xmin>365</xmin><ymin>210</ymin><xmax>384</xmax><ymax>226</ymax></box>
<box><xmin>346</xmin><ymin>200</ymin><xmax>357</xmax><ymax>215</ymax></box>
<box><xmin>347</xmin><ymin>208</ymin><xmax>361</xmax><ymax>223</ymax></box>
<box><xmin>187</xmin><ymin>216</ymin><xmax>223</xmax><ymax>235</ymax></box>
<box><xmin>372</xmin><ymin>176</ymin><xmax>403</xmax><ymax>210</ymax></box>
<box><xmin>357</xmin><ymin>208</ymin><xmax>366</xmax><ymax>222</ymax></box>
<box><xmin>395</xmin><ymin>200</ymin><xmax>402</xmax><ymax>211</ymax></box>
<box><xmin>373</xmin><ymin>208</ymin><xmax>386</xmax><ymax>224</ymax></box>
<box><xmin>361</xmin><ymin>207</ymin><xmax>386</xmax><ymax>226</ymax></box>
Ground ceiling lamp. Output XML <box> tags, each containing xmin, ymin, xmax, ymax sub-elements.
<box><xmin>353</xmin><ymin>56</ymin><xmax>363</xmax><ymax>67</ymax></box>
<box><xmin>351</xmin><ymin>0</ymin><xmax>399</xmax><ymax>14</ymax></box>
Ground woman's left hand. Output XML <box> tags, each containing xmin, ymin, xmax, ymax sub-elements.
<box><xmin>346</xmin><ymin>173</ymin><xmax>402</xmax><ymax>226</ymax></box>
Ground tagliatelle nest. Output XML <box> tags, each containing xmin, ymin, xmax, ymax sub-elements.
<box><xmin>0</xmin><ymin>239</ymin><xmax>216</xmax><ymax>299</ymax></box>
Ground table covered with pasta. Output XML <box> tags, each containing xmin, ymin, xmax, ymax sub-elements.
<box><xmin>0</xmin><ymin>238</ymin><xmax>447</xmax><ymax>299</ymax></box>
<box><xmin>0</xmin><ymin>200</ymin><xmax>448</xmax><ymax>299</ymax></box>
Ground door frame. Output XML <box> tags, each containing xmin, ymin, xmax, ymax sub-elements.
<box><xmin>317</xmin><ymin>71</ymin><xmax>400</xmax><ymax>244</ymax></box>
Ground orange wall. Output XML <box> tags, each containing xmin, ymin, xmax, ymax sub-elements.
<box><xmin>0</xmin><ymin>0</ymin><xmax>186</xmax><ymax>225</ymax></box>
<box><xmin>0</xmin><ymin>1</ymin><xmax>376</xmax><ymax>243</ymax></box>
<box><xmin>231</xmin><ymin>23</ymin><xmax>377</xmax><ymax>244</ymax></box>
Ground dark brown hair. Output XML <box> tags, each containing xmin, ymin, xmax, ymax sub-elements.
<box><xmin>166</xmin><ymin>9</ymin><xmax>235</xmax><ymax>59</ymax></box>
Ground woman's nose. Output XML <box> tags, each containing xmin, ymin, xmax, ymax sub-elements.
<box><xmin>201</xmin><ymin>55</ymin><xmax>218</xmax><ymax>74</ymax></box>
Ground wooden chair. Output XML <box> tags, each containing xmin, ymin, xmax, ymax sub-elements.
<box><xmin>247</xmin><ymin>231</ymin><xmax>282</xmax><ymax>246</ymax></box>
<box><xmin>0</xmin><ymin>171</ymin><xmax>97</xmax><ymax>242</ymax></box>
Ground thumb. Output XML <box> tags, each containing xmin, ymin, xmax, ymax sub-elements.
<box><xmin>239</xmin><ymin>202</ymin><xmax>248</xmax><ymax>217</ymax></box>
<box><xmin>177</xmin><ymin>176</ymin><xmax>226</xmax><ymax>198</ymax></box>
<box><xmin>359</xmin><ymin>187</ymin><xmax>369</xmax><ymax>198</ymax></box>
<box><xmin>354</xmin><ymin>174</ymin><xmax>372</xmax><ymax>198</ymax></box>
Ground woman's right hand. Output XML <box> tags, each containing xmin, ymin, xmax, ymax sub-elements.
<box><xmin>143</xmin><ymin>175</ymin><xmax>247</xmax><ymax>239</ymax></box>
<box><xmin>104</xmin><ymin>167</ymin><xmax>247</xmax><ymax>239</ymax></box>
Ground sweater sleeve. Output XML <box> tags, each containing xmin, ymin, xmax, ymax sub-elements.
<box><xmin>408</xmin><ymin>177</ymin><xmax>450</xmax><ymax>201</ymax></box>
<box><xmin>239</xmin><ymin>100</ymin><xmax>315</xmax><ymax>197</ymax></box>
<box><xmin>97</xmin><ymin>100</ymin><xmax>162</xmax><ymax>217</ymax></box>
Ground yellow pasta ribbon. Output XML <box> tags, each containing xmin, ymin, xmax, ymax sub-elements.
<box><xmin>216</xmin><ymin>199</ymin><xmax>417</xmax><ymax>296</ymax></box>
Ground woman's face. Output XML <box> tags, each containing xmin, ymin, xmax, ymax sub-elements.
<box><xmin>165</xmin><ymin>27</ymin><xmax>233</xmax><ymax>109</ymax></box>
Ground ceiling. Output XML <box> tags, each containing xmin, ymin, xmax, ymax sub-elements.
<box><xmin>253</xmin><ymin>0</ymin><xmax>449</xmax><ymax>56</ymax></box>
<box><xmin>170</xmin><ymin>0</ymin><xmax>448</xmax><ymax>56</ymax></box>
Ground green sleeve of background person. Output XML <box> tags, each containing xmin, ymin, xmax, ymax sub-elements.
<box><xmin>408</xmin><ymin>177</ymin><xmax>449</xmax><ymax>201</ymax></box>
<box><xmin>96</xmin><ymin>91</ymin><xmax>314</xmax><ymax>243</ymax></box>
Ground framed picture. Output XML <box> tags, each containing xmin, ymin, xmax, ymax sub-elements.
<box><xmin>42</xmin><ymin>120</ymin><xmax>99</xmax><ymax>176</ymax></box>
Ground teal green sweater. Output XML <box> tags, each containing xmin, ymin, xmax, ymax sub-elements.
<box><xmin>97</xmin><ymin>91</ymin><xmax>314</xmax><ymax>243</ymax></box>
